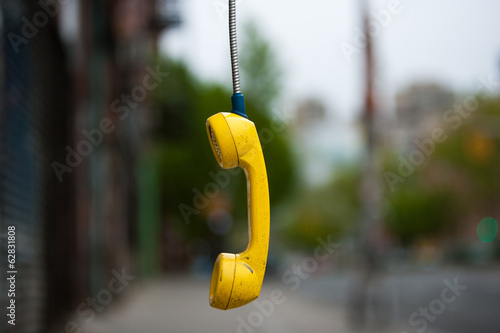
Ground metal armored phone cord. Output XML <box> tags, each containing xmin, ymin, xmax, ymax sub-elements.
<box><xmin>229</xmin><ymin>0</ymin><xmax>241</xmax><ymax>94</ymax></box>
<box><xmin>228</xmin><ymin>0</ymin><xmax>247</xmax><ymax>118</ymax></box>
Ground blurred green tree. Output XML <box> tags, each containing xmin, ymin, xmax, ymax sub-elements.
<box><xmin>383</xmin><ymin>95</ymin><xmax>500</xmax><ymax>246</ymax></box>
<box><xmin>150</xmin><ymin>22</ymin><xmax>296</xmax><ymax>265</ymax></box>
<box><xmin>283</xmin><ymin>165</ymin><xmax>362</xmax><ymax>250</ymax></box>
<box><xmin>240</xmin><ymin>21</ymin><xmax>282</xmax><ymax>111</ymax></box>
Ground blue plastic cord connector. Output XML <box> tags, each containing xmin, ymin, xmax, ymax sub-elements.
<box><xmin>231</xmin><ymin>93</ymin><xmax>247</xmax><ymax>118</ymax></box>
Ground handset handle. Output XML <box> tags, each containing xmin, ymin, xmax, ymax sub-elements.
<box><xmin>207</xmin><ymin>113</ymin><xmax>270</xmax><ymax>310</ymax></box>
<box><xmin>229</xmin><ymin>115</ymin><xmax>269</xmax><ymax>263</ymax></box>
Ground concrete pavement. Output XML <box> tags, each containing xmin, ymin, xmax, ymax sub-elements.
<box><xmin>80</xmin><ymin>275</ymin><xmax>417</xmax><ymax>333</ymax></box>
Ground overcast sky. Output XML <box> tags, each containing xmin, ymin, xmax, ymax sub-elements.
<box><xmin>159</xmin><ymin>0</ymin><xmax>500</xmax><ymax>184</ymax></box>
<box><xmin>161</xmin><ymin>0</ymin><xmax>500</xmax><ymax>120</ymax></box>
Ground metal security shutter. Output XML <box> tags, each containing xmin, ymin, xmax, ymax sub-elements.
<box><xmin>0</xmin><ymin>0</ymin><xmax>75</xmax><ymax>331</ymax></box>
<box><xmin>0</xmin><ymin>1</ymin><xmax>46</xmax><ymax>332</ymax></box>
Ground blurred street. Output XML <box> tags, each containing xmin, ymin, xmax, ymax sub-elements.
<box><xmin>80</xmin><ymin>267</ymin><xmax>500</xmax><ymax>333</ymax></box>
<box><xmin>81</xmin><ymin>275</ymin><xmax>351</xmax><ymax>333</ymax></box>
<box><xmin>301</xmin><ymin>267</ymin><xmax>500</xmax><ymax>333</ymax></box>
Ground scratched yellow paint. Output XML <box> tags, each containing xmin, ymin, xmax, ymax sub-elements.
<box><xmin>206</xmin><ymin>112</ymin><xmax>270</xmax><ymax>310</ymax></box>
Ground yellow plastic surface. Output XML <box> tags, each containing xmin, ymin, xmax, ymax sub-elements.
<box><xmin>206</xmin><ymin>112</ymin><xmax>270</xmax><ymax>310</ymax></box>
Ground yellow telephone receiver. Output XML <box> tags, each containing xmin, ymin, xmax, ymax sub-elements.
<box><xmin>206</xmin><ymin>111</ymin><xmax>270</xmax><ymax>310</ymax></box>
<box><xmin>206</xmin><ymin>0</ymin><xmax>270</xmax><ymax>310</ymax></box>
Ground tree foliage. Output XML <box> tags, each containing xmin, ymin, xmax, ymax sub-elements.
<box><xmin>151</xmin><ymin>24</ymin><xmax>296</xmax><ymax>258</ymax></box>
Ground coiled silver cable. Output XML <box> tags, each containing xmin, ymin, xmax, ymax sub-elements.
<box><xmin>229</xmin><ymin>0</ymin><xmax>241</xmax><ymax>94</ymax></box>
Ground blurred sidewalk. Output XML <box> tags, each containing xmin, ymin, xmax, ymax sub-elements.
<box><xmin>80</xmin><ymin>275</ymin><xmax>437</xmax><ymax>333</ymax></box>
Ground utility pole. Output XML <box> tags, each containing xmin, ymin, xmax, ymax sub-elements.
<box><xmin>349</xmin><ymin>0</ymin><xmax>384</xmax><ymax>328</ymax></box>
<box><xmin>360</xmin><ymin>0</ymin><xmax>380</xmax><ymax>271</ymax></box>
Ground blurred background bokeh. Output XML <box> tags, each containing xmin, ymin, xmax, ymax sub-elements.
<box><xmin>1</xmin><ymin>0</ymin><xmax>499</xmax><ymax>332</ymax></box>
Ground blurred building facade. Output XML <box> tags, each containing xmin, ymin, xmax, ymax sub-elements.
<box><xmin>0</xmin><ymin>0</ymin><xmax>179</xmax><ymax>332</ymax></box>
<box><xmin>395</xmin><ymin>83</ymin><xmax>456</xmax><ymax>148</ymax></box>
<box><xmin>390</xmin><ymin>80</ymin><xmax>500</xmax><ymax>261</ymax></box>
